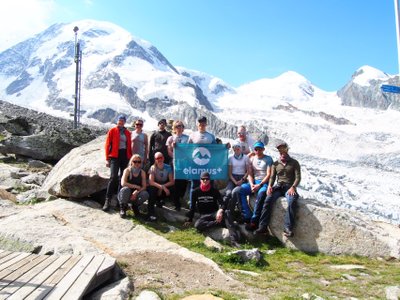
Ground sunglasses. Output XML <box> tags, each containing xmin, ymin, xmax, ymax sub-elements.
<box><xmin>135</xmin><ymin>123</ymin><xmax>143</xmax><ymax>127</ymax></box>
<box><xmin>254</xmin><ymin>147</ymin><xmax>263</xmax><ymax>151</ymax></box>
<box><xmin>155</xmin><ymin>157</ymin><xmax>164</xmax><ymax>160</ymax></box>
<box><xmin>238</xmin><ymin>132</ymin><xmax>245</xmax><ymax>135</ymax></box>
<box><xmin>132</xmin><ymin>160</ymin><xmax>141</xmax><ymax>164</ymax></box>
<box><xmin>175</xmin><ymin>125</ymin><xmax>184</xmax><ymax>128</ymax></box>
<box><xmin>201</xmin><ymin>178</ymin><xmax>210</xmax><ymax>181</ymax></box>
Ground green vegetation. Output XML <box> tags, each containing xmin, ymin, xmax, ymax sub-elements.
<box><xmin>133</xmin><ymin>218</ymin><xmax>400</xmax><ymax>299</ymax></box>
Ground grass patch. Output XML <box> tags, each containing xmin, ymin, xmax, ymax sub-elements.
<box><xmin>132</xmin><ymin>217</ymin><xmax>400</xmax><ymax>299</ymax></box>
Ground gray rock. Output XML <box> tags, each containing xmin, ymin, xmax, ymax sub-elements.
<box><xmin>41</xmin><ymin>136</ymin><xmax>109</xmax><ymax>198</ymax></box>
<box><xmin>385</xmin><ymin>286</ymin><xmax>400</xmax><ymax>300</ymax></box>
<box><xmin>0</xmin><ymin>163</ymin><xmax>23</xmax><ymax>190</ymax></box>
<box><xmin>90</xmin><ymin>277</ymin><xmax>132</xmax><ymax>300</ymax></box>
<box><xmin>21</xmin><ymin>173</ymin><xmax>46</xmax><ymax>185</ymax></box>
<box><xmin>0</xmin><ymin>100</ymin><xmax>105</xmax><ymax>161</ymax></box>
<box><xmin>28</xmin><ymin>159</ymin><xmax>52</xmax><ymax>169</ymax></box>
<box><xmin>135</xmin><ymin>290</ymin><xmax>162</xmax><ymax>300</ymax></box>
<box><xmin>205</xmin><ymin>227</ymin><xmax>231</xmax><ymax>242</ymax></box>
<box><xmin>229</xmin><ymin>248</ymin><xmax>262</xmax><ymax>263</ymax></box>
<box><xmin>204</xmin><ymin>236</ymin><xmax>224</xmax><ymax>252</ymax></box>
<box><xmin>268</xmin><ymin>197</ymin><xmax>400</xmax><ymax>258</ymax></box>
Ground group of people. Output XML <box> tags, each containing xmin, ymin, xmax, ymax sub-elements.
<box><xmin>103</xmin><ymin>114</ymin><xmax>301</xmax><ymax>247</ymax></box>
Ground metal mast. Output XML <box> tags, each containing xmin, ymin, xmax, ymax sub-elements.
<box><xmin>73</xmin><ymin>26</ymin><xmax>82</xmax><ymax>129</ymax></box>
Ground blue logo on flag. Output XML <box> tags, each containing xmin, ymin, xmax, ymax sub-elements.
<box><xmin>174</xmin><ymin>144</ymin><xmax>228</xmax><ymax>180</ymax></box>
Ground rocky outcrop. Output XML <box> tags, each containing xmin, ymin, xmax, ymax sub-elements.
<box><xmin>337</xmin><ymin>69</ymin><xmax>400</xmax><ymax>111</ymax></box>
<box><xmin>269</xmin><ymin>198</ymin><xmax>400</xmax><ymax>258</ymax></box>
<box><xmin>39</xmin><ymin>134</ymin><xmax>400</xmax><ymax>258</ymax></box>
<box><xmin>0</xmin><ymin>100</ymin><xmax>105</xmax><ymax>162</ymax></box>
<box><xmin>41</xmin><ymin>136</ymin><xmax>109</xmax><ymax>198</ymax></box>
<box><xmin>274</xmin><ymin>103</ymin><xmax>354</xmax><ymax>125</ymax></box>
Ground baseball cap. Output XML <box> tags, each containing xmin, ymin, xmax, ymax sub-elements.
<box><xmin>198</xmin><ymin>116</ymin><xmax>207</xmax><ymax>123</ymax></box>
<box><xmin>253</xmin><ymin>141</ymin><xmax>265</xmax><ymax>149</ymax></box>
<box><xmin>232</xmin><ymin>141</ymin><xmax>241</xmax><ymax>148</ymax></box>
<box><xmin>276</xmin><ymin>141</ymin><xmax>288</xmax><ymax>149</ymax></box>
<box><xmin>117</xmin><ymin>114</ymin><xmax>126</xmax><ymax>122</ymax></box>
<box><xmin>200</xmin><ymin>171</ymin><xmax>210</xmax><ymax>179</ymax></box>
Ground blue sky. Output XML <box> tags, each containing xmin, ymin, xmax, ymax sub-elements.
<box><xmin>0</xmin><ymin>0</ymin><xmax>398</xmax><ymax>91</ymax></box>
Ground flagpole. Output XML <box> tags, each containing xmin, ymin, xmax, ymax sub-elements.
<box><xmin>395</xmin><ymin>0</ymin><xmax>400</xmax><ymax>74</ymax></box>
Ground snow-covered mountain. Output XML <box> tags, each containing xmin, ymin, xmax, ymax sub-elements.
<box><xmin>0</xmin><ymin>20</ymin><xmax>399</xmax><ymax>225</ymax></box>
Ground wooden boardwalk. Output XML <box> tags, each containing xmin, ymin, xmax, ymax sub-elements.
<box><xmin>0</xmin><ymin>249</ymin><xmax>117</xmax><ymax>299</ymax></box>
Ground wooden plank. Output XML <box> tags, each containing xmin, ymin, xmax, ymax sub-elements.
<box><xmin>43</xmin><ymin>255</ymin><xmax>94</xmax><ymax>300</ymax></box>
<box><xmin>6</xmin><ymin>255</ymin><xmax>62</xmax><ymax>300</ymax></box>
<box><xmin>0</xmin><ymin>252</ymin><xmax>32</xmax><ymax>279</ymax></box>
<box><xmin>97</xmin><ymin>256</ymin><xmax>116</xmax><ymax>277</ymax></box>
<box><xmin>24</xmin><ymin>255</ymin><xmax>82</xmax><ymax>300</ymax></box>
<box><xmin>61</xmin><ymin>255</ymin><xmax>105</xmax><ymax>299</ymax></box>
<box><xmin>0</xmin><ymin>252</ymin><xmax>28</xmax><ymax>270</ymax></box>
<box><xmin>0</xmin><ymin>255</ymin><xmax>48</xmax><ymax>298</ymax></box>
<box><xmin>0</xmin><ymin>250</ymin><xmax>12</xmax><ymax>260</ymax></box>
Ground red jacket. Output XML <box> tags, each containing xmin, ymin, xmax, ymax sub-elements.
<box><xmin>105</xmin><ymin>126</ymin><xmax>132</xmax><ymax>160</ymax></box>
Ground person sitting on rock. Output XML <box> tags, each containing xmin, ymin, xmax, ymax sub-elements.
<box><xmin>118</xmin><ymin>154</ymin><xmax>149</xmax><ymax>218</ymax></box>
<box><xmin>185</xmin><ymin>172</ymin><xmax>241</xmax><ymax>248</ymax></box>
<box><xmin>239</xmin><ymin>141</ymin><xmax>273</xmax><ymax>229</ymax></box>
<box><xmin>147</xmin><ymin>152</ymin><xmax>175</xmax><ymax>221</ymax></box>
<box><xmin>103</xmin><ymin>114</ymin><xmax>132</xmax><ymax>212</ymax></box>
<box><xmin>223</xmin><ymin>141</ymin><xmax>249</xmax><ymax>223</ymax></box>
<box><xmin>254</xmin><ymin>141</ymin><xmax>301</xmax><ymax>237</ymax></box>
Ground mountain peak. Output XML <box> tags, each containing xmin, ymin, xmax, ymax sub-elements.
<box><xmin>352</xmin><ymin>65</ymin><xmax>390</xmax><ymax>86</ymax></box>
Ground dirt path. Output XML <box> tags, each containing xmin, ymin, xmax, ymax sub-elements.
<box><xmin>117</xmin><ymin>251</ymin><xmax>265</xmax><ymax>299</ymax></box>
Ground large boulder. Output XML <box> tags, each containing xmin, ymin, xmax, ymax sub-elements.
<box><xmin>41</xmin><ymin>136</ymin><xmax>109</xmax><ymax>198</ymax></box>
<box><xmin>0</xmin><ymin>100</ymin><xmax>105</xmax><ymax>161</ymax></box>
<box><xmin>269</xmin><ymin>198</ymin><xmax>400</xmax><ymax>258</ymax></box>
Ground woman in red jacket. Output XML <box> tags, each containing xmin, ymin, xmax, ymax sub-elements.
<box><xmin>103</xmin><ymin>115</ymin><xmax>132</xmax><ymax>211</ymax></box>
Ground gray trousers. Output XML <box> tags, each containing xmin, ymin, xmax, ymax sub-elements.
<box><xmin>118</xmin><ymin>187</ymin><xmax>149</xmax><ymax>208</ymax></box>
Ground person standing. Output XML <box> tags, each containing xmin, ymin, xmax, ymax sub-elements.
<box><xmin>187</xmin><ymin>116</ymin><xmax>217</xmax><ymax>208</ymax></box>
<box><xmin>234</xmin><ymin>125</ymin><xmax>255</xmax><ymax>156</ymax></box>
<box><xmin>131</xmin><ymin>119</ymin><xmax>149</xmax><ymax>168</ymax></box>
<box><xmin>103</xmin><ymin>115</ymin><xmax>132</xmax><ymax>211</ymax></box>
<box><xmin>149</xmin><ymin>119</ymin><xmax>172</xmax><ymax>165</ymax></box>
<box><xmin>255</xmin><ymin>141</ymin><xmax>301</xmax><ymax>237</ymax></box>
<box><xmin>166</xmin><ymin>120</ymin><xmax>189</xmax><ymax>211</ymax></box>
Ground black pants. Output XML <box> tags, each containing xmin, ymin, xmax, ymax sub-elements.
<box><xmin>106</xmin><ymin>149</ymin><xmax>129</xmax><ymax>200</ymax></box>
<box><xmin>195</xmin><ymin>211</ymin><xmax>240</xmax><ymax>243</ymax></box>
<box><xmin>148</xmin><ymin>185</ymin><xmax>175</xmax><ymax>216</ymax></box>
<box><xmin>173</xmin><ymin>179</ymin><xmax>188</xmax><ymax>209</ymax></box>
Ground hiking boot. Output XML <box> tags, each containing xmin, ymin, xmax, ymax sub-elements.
<box><xmin>283</xmin><ymin>228</ymin><xmax>293</xmax><ymax>237</ymax></box>
<box><xmin>254</xmin><ymin>227</ymin><xmax>269</xmax><ymax>235</ymax></box>
<box><xmin>245</xmin><ymin>222</ymin><xmax>257</xmax><ymax>231</ymax></box>
<box><xmin>119</xmin><ymin>209</ymin><xmax>126</xmax><ymax>218</ymax></box>
<box><xmin>148</xmin><ymin>215</ymin><xmax>157</xmax><ymax>222</ymax></box>
<box><xmin>156</xmin><ymin>200</ymin><xmax>164</xmax><ymax>208</ymax></box>
<box><xmin>174</xmin><ymin>205</ymin><xmax>181</xmax><ymax>212</ymax></box>
<box><xmin>102</xmin><ymin>198</ymin><xmax>110</xmax><ymax>212</ymax></box>
<box><xmin>230</xmin><ymin>240</ymin><xmax>241</xmax><ymax>248</ymax></box>
<box><xmin>132</xmin><ymin>205</ymin><xmax>142</xmax><ymax>218</ymax></box>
